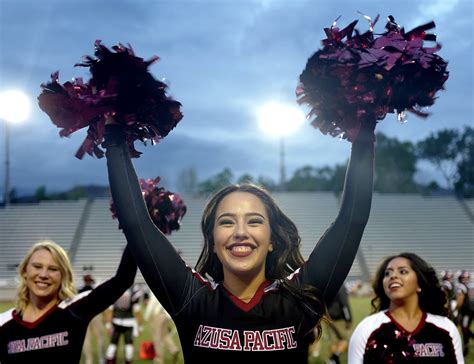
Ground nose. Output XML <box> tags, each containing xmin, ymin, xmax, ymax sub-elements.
<box><xmin>387</xmin><ymin>271</ymin><xmax>398</xmax><ymax>280</ymax></box>
<box><xmin>38</xmin><ymin>268</ymin><xmax>49</xmax><ymax>279</ymax></box>
<box><xmin>234</xmin><ymin>221</ymin><xmax>249</xmax><ymax>240</ymax></box>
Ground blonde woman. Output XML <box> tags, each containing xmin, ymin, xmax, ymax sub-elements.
<box><xmin>0</xmin><ymin>240</ymin><xmax>136</xmax><ymax>364</ymax></box>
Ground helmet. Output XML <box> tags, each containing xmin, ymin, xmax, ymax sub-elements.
<box><xmin>458</xmin><ymin>270</ymin><xmax>470</xmax><ymax>282</ymax></box>
<box><xmin>442</xmin><ymin>270</ymin><xmax>453</xmax><ymax>280</ymax></box>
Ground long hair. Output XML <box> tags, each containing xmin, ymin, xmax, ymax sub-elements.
<box><xmin>195</xmin><ymin>183</ymin><xmax>325</xmax><ymax>341</ymax></box>
<box><xmin>371</xmin><ymin>252</ymin><xmax>447</xmax><ymax>316</ymax></box>
<box><xmin>15</xmin><ymin>240</ymin><xmax>77</xmax><ymax>315</ymax></box>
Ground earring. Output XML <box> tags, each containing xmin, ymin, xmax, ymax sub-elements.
<box><xmin>417</xmin><ymin>288</ymin><xmax>422</xmax><ymax>292</ymax></box>
<box><xmin>268</xmin><ymin>245</ymin><xmax>273</xmax><ymax>252</ymax></box>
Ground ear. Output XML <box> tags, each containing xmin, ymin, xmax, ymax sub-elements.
<box><xmin>417</xmin><ymin>287</ymin><xmax>422</xmax><ymax>292</ymax></box>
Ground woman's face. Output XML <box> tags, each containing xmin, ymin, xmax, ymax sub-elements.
<box><xmin>383</xmin><ymin>257</ymin><xmax>420</xmax><ymax>305</ymax></box>
<box><xmin>24</xmin><ymin>249</ymin><xmax>62</xmax><ymax>303</ymax></box>
<box><xmin>212</xmin><ymin>191</ymin><xmax>273</xmax><ymax>281</ymax></box>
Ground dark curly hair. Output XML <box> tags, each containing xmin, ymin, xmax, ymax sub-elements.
<box><xmin>195</xmin><ymin>182</ymin><xmax>325</xmax><ymax>341</ymax></box>
<box><xmin>371</xmin><ymin>252</ymin><xmax>447</xmax><ymax>316</ymax></box>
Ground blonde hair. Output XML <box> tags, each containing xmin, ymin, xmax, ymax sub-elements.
<box><xmin>15</xmin><ymin>240</ymin><xmax>77</xmax><ymax>314</ymax></box>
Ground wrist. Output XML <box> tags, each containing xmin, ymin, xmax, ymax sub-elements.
<box><xmin>103</xmin><ymin>124</ymin><xmax>126</xmax><ymax>148</ymax></box>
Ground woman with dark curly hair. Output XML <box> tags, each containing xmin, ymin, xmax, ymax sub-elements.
<box><xmin>348</xmin><ymin>252</ymin><xmax>464</xmax><ymax>363</ymax></box>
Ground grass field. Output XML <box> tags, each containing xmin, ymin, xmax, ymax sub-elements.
<box><xmin>1</xmin><ymin>297</ymin><xmax>472</xmax><ymax>363</ymax></box>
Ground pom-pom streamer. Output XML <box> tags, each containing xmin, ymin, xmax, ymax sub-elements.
<box><xmin>110</xmin><ymin>176</ymin><xmax>187</xmax><ymax>235</ymax></box>
<box><xmin>297</xmin><ymin>15</ymin><xmax>449</xmax><ymax>141</ymax></box>
<box><xmin>38</xmin><ymin>41</ymin><xmax>183</xmax><ymax>158</ymax></box>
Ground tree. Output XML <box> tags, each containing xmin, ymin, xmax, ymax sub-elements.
<box><xmin>416</xmin><ymin>128</ymin><xmax>460</xmax><ymax>190</ymax></box>
<box><xmin>374</xmin><ymin>133</ymin><xmax>418</xmax><ymax>193</ymax></box>
<box><xmin>256</xmin><ymin>176</ymin><xmax>278</xmax><ymax>191</ymax></box>
<box><xmin>286</xmin><ymin>164</ymin><xmax>346</xmax><ymax>192</ymax></box>
<box><xmin>197</xmin><ymin>168</ymin><xmax>234</xmax><ymax>194</ymax></box>
<box><xmin>416</xmin><ymin>126</ymin><xmax>474</xmax><ymax>197</ymax></box>
<box><xmin>177</xmin><ymin>167</ymin><xmax>198</xmax><ymax>194</ymax></box>
<box><xmin>454</xmin><ymin>126</ymin><xmax>474</xmax><ymax>198</ymax></box>
<box><xmin>35</xmin><ymin>185</ymin><xmax>48</xmax><ymax>201</ymax></box>
<box><xmin>237</xmin><ymin>173</ymin><xmax>254</xmax><ymax>184</ymax></box>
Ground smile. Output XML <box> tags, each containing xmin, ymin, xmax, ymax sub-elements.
<box><xmin>227</xmin><ymin>244</ymin><xmax>256</xmax><ymax>257</ymax></box>
<box><xmin>35</xmin><ymin>282</ymin><xmax>51</xmax><ymax>288</ymax></box>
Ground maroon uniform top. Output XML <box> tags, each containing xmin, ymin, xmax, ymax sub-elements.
<box><xmin>104</xmin><ymin>124</ymin><xmax>375</xmax><ymax>363</ymax></box>
<box><xmin>0</xmin><ymin>248</ymin><xmax>136</xmax><ymax>364</ymax></box>
<box><xmin>348</xmin><ymin>310</ymin><xmax>464</xmax><ymax>363</ymax></box>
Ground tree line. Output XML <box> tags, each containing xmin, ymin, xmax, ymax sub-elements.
<box><xmin>8</xmin><ymin>126</ymin><xmax>472</xmax><ymax>204</ymax></box>
<box><xmin>186</xmin><ymin>126</ymin><xmax>474</xmax><ymax>198</ymax></box>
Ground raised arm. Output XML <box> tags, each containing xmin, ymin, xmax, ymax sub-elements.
<box><xmin>103</xmin><ymin>124</ymin><xmax>189</xmax><ymax>314</ymax></box>
<box><xmin>71</xmin><ymin>245</ymin><xmax>137</xmax><ymax>320</ymax></box>
<box><xmin>301</xmin><ymin>122</ymin><xmax>375</xmax><ymax>303</ymax></box>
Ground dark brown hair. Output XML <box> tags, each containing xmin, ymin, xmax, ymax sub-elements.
<box><xmin>195</xmin><ymin>183</ymin><xmax>324</xmax><ymax>341</ymax></box>
<box><xmin>371</xmin><ymin>252</ymin><xmax>447</xmax><ymax>316</ymax></box>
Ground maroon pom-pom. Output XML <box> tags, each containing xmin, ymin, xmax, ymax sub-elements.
<box><xmin>297</xmin><ymin>15</ymin><xmax>449</xmax><ymax>141</ymax></box>
<box><xmin>38</xmin><ymin>41</ymin><xmax>183</xmax><ymax>159</ymax></box>
<box><xmin>110</xmin><ymin>176</ymin><xmax>187</xmax><ymax>235</ymax></box>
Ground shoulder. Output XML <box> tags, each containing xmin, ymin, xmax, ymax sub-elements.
<box><xmin>349</xmin><ymin>312</ymin><xmax>388</xmax><ymax>364</ymax></box>
<box><xmin>455</xmin><ymin>283</ymin><xmax>467</xmax><ymax>293</ymax></box>
<box><xmin>58</xmin><ymin>290</ymin><xmax>92</xmax><ymax>309</ymax></box>
<box><xmin>350</xmin><ymin>311</ymin><xmax>389</xmax><ymax>345</ymax></box>
<box><xmin>425</xmin><ymin>313</ymin><xmax>460</xmax><ymax>334</ymax></box>
<box><xmin>354</xmin><ymin>311</ymin><xmax>389</xmax><ymax>332</ymax></box>
<box><xmin>0</xmin><ymin>308</ymin><xmax>15</xmax><ymax>327</ymax></box>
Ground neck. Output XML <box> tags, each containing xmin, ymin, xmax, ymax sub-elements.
<box><xmin>388</xmin><ymin>298</ymin><xmax>423</xmax><ymax>320</ymax></box>
<box><xmin>223</xmin><ymin>272</ymin><xmax>266</xmax><ymax>303</ymax></box>
<box><xmin>24</xmin><ymin>295</ymin><xmax>59</xmax><ymax>319</ymax></box>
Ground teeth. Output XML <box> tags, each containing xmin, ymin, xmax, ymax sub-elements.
<box><xmin>389</xmin><ymin>283</ymin><xmax>401</xmax><ymax>288</ymax></box>
<box><xmin>231</xmin><ymin>246</ymin><xmax>252</xmax><ymax>252</ymax></box>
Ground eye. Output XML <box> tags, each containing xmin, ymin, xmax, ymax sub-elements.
<box><xmin>49</xmin><ymin>267</ymin><xmax>59</xmax><ymax>272</ymax></box>
<box><xmin>248</xmin><ymin>218</ymin><xmax>264</xmax><ymax>225</ymax></box>
<box><xmin>384</xmin><ymin>270</ymin><xmax>391</xmax><ymax>277</ymax></box>
<box><xmin>218</xmin><ymin>219</ymin><xmax>234</xmax><ymax>226</ymax></box>
<box><xmin>400</xmin><ymin>268</ymin><xmax>409</xmax><ymax>275</ymax></box>
<box><xmin>32</xmin><ymin>263</ymin><xmax>42</xmax><ymax>269</ymax></box>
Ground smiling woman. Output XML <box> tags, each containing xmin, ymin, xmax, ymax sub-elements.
<box><xmin>103</xmin><ymin>106</ymin><xmax>376</xmax><ymax>363</ymax></box>
<box><xmin>348</xmin><ymin>252</ymin><xmax>464</xmax><ymax>364</ymax></box>
<box><xmin>0</xmin><ymin>240</ymin><xmax>137</xmax><ymax>364</ymax></box>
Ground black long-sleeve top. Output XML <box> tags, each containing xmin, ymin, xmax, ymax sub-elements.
<box><xmin>104</xmin><ymin>125</ymin><xmax>374</xmax><ymax>363</ymax></box>
<box><xmin>0</xmin><ymin>247</ymin><xmax>137</xmax><ymax>364</ymax></box>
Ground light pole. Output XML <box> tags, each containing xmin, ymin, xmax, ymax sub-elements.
<box><xmin>0</xmin><ymin>90</ymin><xmax>31</xmax><ymax>206</ymax></box>
<box><xmin>257</xmin><ymin>102</ymin><xmax>305</xmax><ymax>190</ymax></box>
<box><xmin>279</xmin><ymin>136</ymin><xmax>286</xmax><ymax>189</ymax></box>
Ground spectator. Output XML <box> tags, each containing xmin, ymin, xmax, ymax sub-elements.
<box><xmin>105</xmin><ymin>283</ymin><xmax>144</xmax><ymax>364</ymax></box>
<box><xmin>143</xmin><ymin>292</ymin><xmax>180</xmax><ymax>364</ymax></box>
<box><xmin>79</xmin><ymin>266</ymin><xmax>106</xmax><ymax>364</ymax></box>
<box><xmin>325</xmin><ymin>284</ymin><xmax>353</xmax><ymax>364</ymax></box>
<box><xmin>456</xmin><ymin>270</ymin><xmax>474</xmax><ymax>356</ymax></box>
<box><xmin>440</xmin><ymin>270</ymin><xmax>457</xmax><ymax>321</ymax></box>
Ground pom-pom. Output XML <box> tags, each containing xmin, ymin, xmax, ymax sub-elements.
<box><xmin>297</xmin><ymin>15</ymin><xmax>449</xmax><ymax>141</ymax></box>
<box><xmin>38</xmin><ymin>41</ymin><xmax>183</xmax><ymax>159</ymax></box>
<box><xmin>110</xmin><ymin>176</ymin><xmax>187</xmax><ymax>235</ymax></box>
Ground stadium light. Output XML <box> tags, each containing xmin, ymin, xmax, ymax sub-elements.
<box><xmin>0</xmin><ymin>90</ymin><xmax>31</xmax><ymax>206</ymax></box>
<box><xmin>257</xmin><ymin>102</ymin><xmax>305</xmax><ymax>190</ymax></box>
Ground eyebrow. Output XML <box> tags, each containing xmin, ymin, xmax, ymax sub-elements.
<box><xmin>386</xmin><ymin>265</ymin><xmax>410</xmax><ymax>271</ymax></box>
<box><xmin>216</xmin><ymin>212</ymin><xmax>266</xmax><ymax>220</ymax></box>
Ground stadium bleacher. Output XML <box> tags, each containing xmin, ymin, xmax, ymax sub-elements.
<box><xmin>0</xmin><ymin>193</ymin><xmax>473</xmax><ymax>300</ymax></box>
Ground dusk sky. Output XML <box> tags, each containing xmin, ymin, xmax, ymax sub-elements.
<box><xmin>0</xmin><ymin>0</ymin><xmax>472</xmax><ymax>197</ymax></box>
